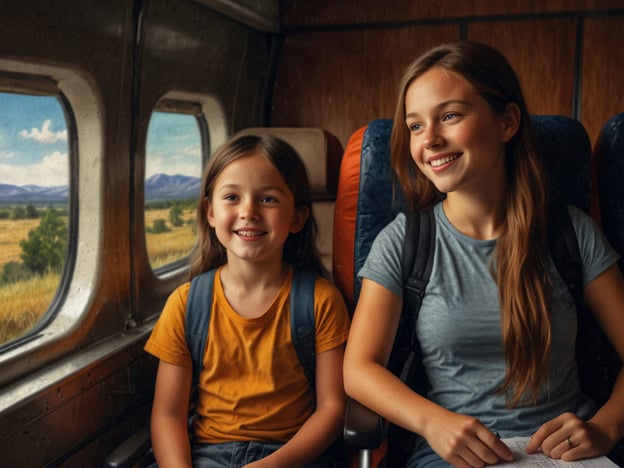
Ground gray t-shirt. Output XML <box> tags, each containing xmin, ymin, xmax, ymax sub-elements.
<box><xmin>359</xmin><ymin>202</ymin><xmax>619</xmax><ymax>438</ymax></box>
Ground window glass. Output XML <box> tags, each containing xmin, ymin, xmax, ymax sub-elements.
<box><xmin>145</xmin><ymin>111</ymin><xmax>202</xmax><ymax>270</ymax></box>
<box><xmin>0</xmin><ymin>92</ymin><xmax>69</xmax><ymax>346</ymax></box>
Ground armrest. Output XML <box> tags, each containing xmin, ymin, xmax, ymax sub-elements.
<box><xmin>343</xmin><ymin>398</ymin><xmax>386</xmax><ymax>449</ymax></box>
<box><xmin>102</xmin><ymin>426</ymin><xmax>153</xmax><ymax>468</ymax></box>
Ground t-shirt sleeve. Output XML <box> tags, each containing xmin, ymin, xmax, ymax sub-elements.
<box><xmin>357</xmin><ymin>212</ymin><xmax>406</xmax><ymax>298</ymax></box>
<box><xmin>144</xmin><ymin>282</ymin><xmax>193</xmax><ymax>368</ymax></box>
<box><xmin>313</xmin><ymin>278</ymin><xmax>351</xmax><ymax>355</ymax></box>
<box><xmin>568</xmin><ymin>205</ymin><xmax>620</xmax><ymax>284</ymax></box>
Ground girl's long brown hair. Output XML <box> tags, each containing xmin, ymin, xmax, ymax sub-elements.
<box><xmin>189</xmin><ymin>134</ymin><xmax>325</xmax><ymax>279</ymax></box>
<box><xmin>391</xmin><ymin>41</ymin><xmax>550</xmax><ymax>406</ymax></box>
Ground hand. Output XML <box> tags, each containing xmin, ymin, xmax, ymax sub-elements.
<box><xmin>424</xmin><ymin>409</ymin><xmax>514</xmax><ymax>468</ymax></box>
<box><xmin>526</xmin><ymin>412</ymin><xmax>614</xmax><ymax>461</ymax></box>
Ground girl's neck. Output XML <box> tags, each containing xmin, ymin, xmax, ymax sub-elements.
<box><xmin>220</xmin><ymin>258</ymin><xmax>290</xmax><ymax>292</ymax></box>
<box><xmin>442</xmin><ymin>190</ymin><xmax>505</xmax><ymax>240</ymax></box>
<box><xmin>219</xmin><ymin>260</ymin><xmax>291</xmax><ymax>319</ymax></box>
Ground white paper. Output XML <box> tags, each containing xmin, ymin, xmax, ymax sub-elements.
<box><xmin>495</xmin><ymin>437</ymin><xmax>620</xmax><ymax>467</ymax></box>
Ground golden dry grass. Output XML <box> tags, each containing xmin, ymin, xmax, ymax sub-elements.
<box><xmin>0</xmin><ymin>273</ymin><xmax>58</xmax><ymax>344</ymax></box>
<box><xmin>0</xmin><ymin>217</ymin><xmax>39</xmax><ymax>267</ymax></box>
<box><xmin>144</xmin><ymin>208</ymin><xmax>197</xmax><ymax>268</ymax></box>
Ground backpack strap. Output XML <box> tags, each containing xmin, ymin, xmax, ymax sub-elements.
<box><xmin>184</xmin><ymin>268</ymin><xmax>317</xmax><ymax>389</ymax></box>
<box><xmin>547</xmin><ymin>205</ymin><xmax>583</xmax><ymax>308</ymax></box>
<box><xmin>387</xmin><ymin>209</ymin><xmax>435</xmax><ymax>384</ymax></box>
<box><xmin>185</xmin><ymin>269</ymin><xmax>216</xmax><ymax>386</ymax></box>
<box><xmin>290</xmin><ymin>269</ymin><xmax>317</xmax><ymax>389</ymax></box>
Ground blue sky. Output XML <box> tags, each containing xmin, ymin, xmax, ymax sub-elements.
<box><xmin>0</xmin><ymin>92</ymin><xmax>201</xmax><ymax>187</ymax></box>
<box><xmin>0</xmin><ymin>92</ymin><xmax>68</xmax><ymax>186</ymax></box>
<box><xmin>145</xmin><ymin>112</ymin><xmax>202</xmax><ymax>180</ymax></box>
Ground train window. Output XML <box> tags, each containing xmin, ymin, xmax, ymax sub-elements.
<box><xmin>0</xmin><ymin>91</ymin><xmax>69</xmax><ymax>346</ymax></box>
<box><xmin>145</xmin><ymin>108</ymin><xmax>203</xmax><ymax>270</ymax></box>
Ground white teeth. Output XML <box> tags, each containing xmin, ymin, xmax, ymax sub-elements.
<box><xmin>430</xmin><ymin>154</ymin><xmax>459</xmax><ymax>167</ymax></box>
<box><xmin>237</xmin><ymin>230</ymin><xmax>264</xmax><ymax>237</ymax></box>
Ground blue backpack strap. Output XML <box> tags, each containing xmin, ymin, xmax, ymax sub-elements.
<box><xmin>185</xmin><ymin>269</ymin><xmax>216</xmax><ymax>386</ymax></box>
<box><xmin>290</xmin><ymin>269</ymin><xmax>317</xmax><ymax>390</ymax></box>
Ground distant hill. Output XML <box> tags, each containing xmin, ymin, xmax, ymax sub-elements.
<box><xmin>0</xmin><ymin>183</ymin><xmax>69</xmax><ymax>204</ymax></box>
<box><xmin>144</xmin><ymin>174</ymin><xmax>201</xmax><ymax>201</ymax></box>
<box><xmin>0</xmin><ymin>174</ymin><xmax>201</xmax><ymax>205</ymax></box>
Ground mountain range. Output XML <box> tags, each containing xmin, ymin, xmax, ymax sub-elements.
<box><xmin>0</xmin><ymin>174</ymin><xmax>201</xmax><ymax>204</ymax></box>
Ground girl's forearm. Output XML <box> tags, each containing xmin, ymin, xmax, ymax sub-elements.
<box><xmin>151</xmin><ymin>414</ymin><xmax>193</xmax><ymax>468</ymax></box>
<box><xmin>345</xmin><ymin>359</ymin><xmax>435</xmax><ymax>437</ymax></box>
<box><xmin>589</xmin><ymin>369</ymin><xmax>624</xmax><ymax>445</ymax></box>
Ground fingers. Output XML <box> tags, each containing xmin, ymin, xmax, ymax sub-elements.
<box><xmin>450</xmin><ymin>429</ymin><xmax>514</xmax><ymax>468</ymax></box>
<box><xmin>527</xmin><ymin>413</ymin><xmax>605</xmax><ymax>461</ymax></box>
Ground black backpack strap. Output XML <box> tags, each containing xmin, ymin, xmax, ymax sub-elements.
<box><xmin>387</xmin><ymin>209</ymin><xmax>435</xmax><ymax>383</ymax></box>
<box><xmin>547</xmin><ymin>206</ymin><xmax>583</xmax><ymax>308</ymax></box>
<box><xmin>290</xmin><ymin>269</ymin><xmax>317</xmax><ymax>389</ymax></box>
<box><xmin>402</xmin><ymin>209</ymin><xmax>436</xmax><ymax>321</ymax></box>
<box><xmin>185</xmin><ymin>269</ymin><xmax>216</xmax><ymax>386</ymax></box>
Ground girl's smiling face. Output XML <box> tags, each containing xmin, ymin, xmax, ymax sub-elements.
<box><xmin>405</xmin><ymin>67</ymin><xmax>517</xmax><ymax>198</ymax></box>
<box><xmin>207</xmin><ymin>152</ymin><xmax>308</xmax><ymax>266</ymax></box>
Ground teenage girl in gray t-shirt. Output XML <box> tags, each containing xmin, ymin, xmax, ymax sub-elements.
<box><xmin>343</xmin><ymin>41</ymin><xmax>624</xmax><ymax>468</ymax></box>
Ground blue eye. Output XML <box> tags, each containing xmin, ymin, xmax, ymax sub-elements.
<box><xmin>442</xmin><ymin>113</ymin><xmax>458</xmax><ymax>122</ymax></box>
<box><xmin>408</xmin><ymin>122</ymin><xmax>423</xmax><ymax>132</ymax></box>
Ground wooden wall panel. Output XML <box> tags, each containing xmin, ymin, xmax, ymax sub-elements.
<box><xmin>581</xmin><ymin>16</ymin><xmax>624</xmax><ymax>145</ymax></box>
<box><xmin>282</xmin><ymin>0</ymin><xmax>623</xmax><ymax>27</ymax></box>
<box><xmin>270</xmin><ymin>25</ymin><xmax>458</xmax><ymax>146</ymax></box>
<box><xmin>468</xmin><ymin>18</ymin><xmax>577</xmax><ymax>117</ymax></box>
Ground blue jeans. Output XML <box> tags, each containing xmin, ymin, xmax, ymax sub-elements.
<box><xmin>191</xmin><ymin>441</ymin><xmax>281</xmax><ymax>467</ymax></box>
<box><xmin>190</xmin><ymin>441</ymin><xmax>333</xmax><ymax>468</ymax></box>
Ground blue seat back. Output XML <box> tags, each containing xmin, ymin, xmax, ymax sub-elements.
<box><xmin>597</xmin><ymin>113</ymin><xmax>624</xmax><ymax>271</ymax></box>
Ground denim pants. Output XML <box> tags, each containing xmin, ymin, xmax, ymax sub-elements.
<box><xmin>190</xmin><ymin>441</ymin><xmax>333</xmax><ymax>468</ymax></box>
<box><xmin>191</xmin><ymin>441</ymin><xmax>282</xmax><ymax>467</ymax></box>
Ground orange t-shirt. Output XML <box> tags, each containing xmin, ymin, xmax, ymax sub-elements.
<box><xmin>144</xmin><ymin>267</ymin><xmax>350</xmax><ymax>443</ymax></box>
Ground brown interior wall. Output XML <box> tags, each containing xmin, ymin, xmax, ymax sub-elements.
<box><xmin>271</xmin><ymin>2</ymin><xmax>623</xmax><ymax>148</ymax></box>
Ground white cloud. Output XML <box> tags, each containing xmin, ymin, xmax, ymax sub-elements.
<box><xmin>0</xmin><ymin>151</ymin><xmax>68</xmax><ymax>186</ymax></box>
<box><xmin>19</xmin><ymin>119</ymin><xmax>68</xmax><ymax>144</ymax></box>
<box><xmin>0</xmin><ymin>150</ymin><xmax>14</xmax><ymax>160</ymax></box>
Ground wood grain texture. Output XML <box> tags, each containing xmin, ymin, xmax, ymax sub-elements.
<box><xmin>581</xmin><ymin>16</ymin><xmax>624</xmax><ymax>146</ymax></box>
<box><xmin>467</xmin><ymin>18</ymin><xmax>577</xmax><ymax>117</ymax></box>
<box><xmin>271</xmin><ymin>25</ymin><xmax>458</xmax><ymax>146</ymax></box>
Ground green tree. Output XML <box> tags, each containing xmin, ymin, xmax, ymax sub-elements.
<box><xmin>11</xmin><ymin>205</ymin><xmax>26</xmax><ymax>220</ymax></box>
<box><xmin>25</xmin><ymin>205</ymin><xmax>39</xmax><ymax>219</ymax></box>
<box><xmin>0</xmin><ymin>261</ymin><xmax>32</xmax><ymax>284</ymax></box>
<box><xmin>20</xmin><ymin>209</ymin><xmax>68</xmax><ymax>274</ymax></box>
<box><xmin>169</xmin><ymin>205</ymin><xmax>183</xmax><ymax>227</ymax></box>
<box><xmin>148</xmin><ymin>219</ymin><xmax>170</xmax><ymax>234</ymax></box>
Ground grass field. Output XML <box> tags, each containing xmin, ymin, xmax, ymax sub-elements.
<box><xmin>144</xmin><ymin>208</ymin><xmax>197</xmax><ymax>268</ymax></box>
<box><xmin>0</xmin><ymin>217</ymin><xmax>40</xmax><ymax>267</ymax></box>
<box><xmin>0</xmin><ymin>207</ymin><xmax>198</xmax><ymax>345</ymax></box>
<box><xmin>0</xmin><ymin>273</ymin><xmax>58</xmax><ymax>344</ymax></box>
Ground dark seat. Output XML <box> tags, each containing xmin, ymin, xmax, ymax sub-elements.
<box><xmin>334</xmin><ymin>116</ymin><xmax>621</xmax><ymax>467</ymax></box>
<box><xmin>595</xmin><ymin>112</ymin><xmax>624</xmax><ymax>465</ymax></box>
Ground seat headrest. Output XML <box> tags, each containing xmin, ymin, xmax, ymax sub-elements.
<box><xmin>234</xmin><ymin>127</ymin><xmax>343</xmax><ymax>198</ymax></box>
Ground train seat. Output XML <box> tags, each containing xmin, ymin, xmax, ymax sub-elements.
<box><xmin>235</xmin><ymin>127</ymin><xmax>344</xmax><ymax>277</ymax></box>
<box><xmin>332</xmin><ymin>116</ymin><xmax>624</xmax><ymax>467</ymax></box>
<box><xmin>596</xmin><ymin>113</ymin><xmax>624</xmax><ymax>271</ymax></box>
